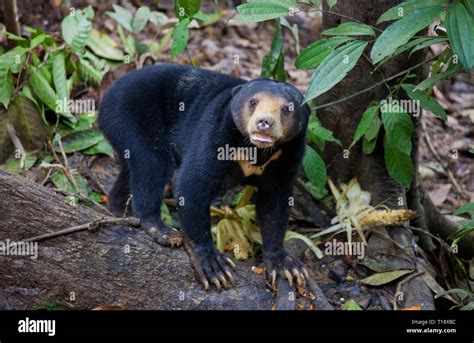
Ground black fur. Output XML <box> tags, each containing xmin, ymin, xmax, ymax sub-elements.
<box><xmin>99</xmin><ymin>63</ymin><xmax>310</xmax><ymax>288</ymax></box>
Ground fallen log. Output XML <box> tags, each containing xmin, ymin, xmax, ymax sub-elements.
<box><xmin>0</xmin><ymin>169</ymin><xmax>277</xmax><ymax>310</ymax></box>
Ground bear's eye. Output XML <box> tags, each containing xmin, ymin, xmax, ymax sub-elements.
<box><xmin>281</xmin><ymin>105</ymin><xmax>290</xmax><ymax>115</ymax></box>
<box><xmin>249</xmin><ymin>98</ymin><xmax>258</xmax><ymax>108</ymax></box>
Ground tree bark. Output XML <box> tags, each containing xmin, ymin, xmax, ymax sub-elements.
<box><xmin>0</xmin><ymin>169</ymin><xmax>276</xmax><ymax>310</ymax></box>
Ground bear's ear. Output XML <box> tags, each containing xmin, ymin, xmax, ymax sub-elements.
<box><xmin>231</xmin><ymin>84</ymin><xmax>243</xmax><ymax>97</ymax></box>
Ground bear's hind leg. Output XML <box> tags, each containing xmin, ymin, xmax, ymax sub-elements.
<box><xmin>108</xmin><ymin>162</ymin><xmax>131</xmax><ymax>216</ymax></box>
<box><xmin>127</xmin><ymin>144</ymin><xmax>183</xmax><ymax>247</ymax></box>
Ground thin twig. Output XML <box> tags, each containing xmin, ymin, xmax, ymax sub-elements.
<box><xmin>46</xmin><ymin>138</ymin><xmax>79</xmax><ymax>194</ymax></box>
<box><xmin>313</xmin><ymin>55</ymin><xmax>438</xmax><ymax>110</ymax></box>
<box><xmin>22</xmin><ymin>217</ymin><xmax>140</xmax><ymax>243</ymax></box>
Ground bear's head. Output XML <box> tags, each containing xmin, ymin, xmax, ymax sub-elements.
<box><xmin>230</xmin><ymin>79</ymin><xmax>310</xmax><ymax>149</ymax></box>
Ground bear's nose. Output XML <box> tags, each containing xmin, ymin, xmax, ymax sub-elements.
<box><xmin>257</xmin><ymin>117</ymin><xmax>274</xmax><ymax>131</ymax></box>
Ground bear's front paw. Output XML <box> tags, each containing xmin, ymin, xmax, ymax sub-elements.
<box><xmin>263</xmin><ymin>249</ymin><xmax>309</xmax><ymax>288</ymax></box>
<box><xmin>189</xmin><ymin>245</ymin><xmax>236</xmax><ymax>291</ymax></box>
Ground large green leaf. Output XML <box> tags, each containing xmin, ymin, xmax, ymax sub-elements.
<box><xmin>171</xmin><ymin>18</ymin><xmax>191</xmax><ymax>58</ymax></box>
<box><xmin>321</xmin><ymin>22</ymin><xmax>375</xmax><ymax>37</ymax></box>
<box><xmin>466</xmin><ymin>0</ymin><xmax>474</xmax><ymax>16</ymax></box>
<box><xmin>295</xmin><ymin>37</ymin><xmax>352</xmax><ymax>69</ymax></box>
<box><xmin>454</xmin><ymin>202</ymin><xmax>474</xmax><ymax>216</ymax></box>
<box><xmin>360</xmin><ymin>269</ymin><xmax>413</xmax><ymax>286</ymax></box>
<box><xmin>53</xmin><ymin>130</ymin><xmax>104</xmax><ymax>154</ymax></box>
<box><xmin>52</xmin><ymin>51</ymin><xmax>69</xmax><ymax>104</ymax></box>
<box><xmin>132</xmin><ymin>6</ymin><xmax>151</xmax><ymax>33</ymax></box>
<box><xmin>51</xmin><ymin>170</ymin><xmax>89</xmax><ymax>195</ymax></box>
<box><xmin>304</xmin><ymin>40</ymin><xmax>367</xmax><ymax>102</ymax></box>
<box><xmin>2</xmin><ymin>153</ymin><xmax>37</xmax><ymax>174</ymax></box>
<box><xmin>10</xmin><ymin>96</ymin><xmax>47</xmax><ymax>152</ymax></box>
<box><xmin>82</xmin><ymin>139</ymin><xmax>113</xmax><ymax>157</ymax></box>
<box><xmin>384</xmin><ymin>134</ymin><xmax>414</xmax><ymax>188</ymax></box>
<box><xmin>261</xmin><ymin>24</ymin><xmax>286</xmax><ymax>80</ymax></box>
<box><xmin>61</xmin><ymin>11</ymin><xmax>92</xmax><ymax>53</ymax></box>
<box><xmin>307</xmin><ymin>119</ymin><xmax>342</xmax><ymax>145</ymax></box>
<box><xmin>78</xmin><ymin>57</ymin><xmax>105</xmax><ymax>85</ymax></box>
<box><xmin>303</xmin><ymin>145</ymin><xmax>327</xmax><ymax>195</ymax></box>
<box><xmin>28</xmin><ymin>66</ymin><xmax>60</xmax><ymax>112</ymax></box>
<box><xmin>86</xmin><ymin>29</ymin><xmax>125</xmax><ymax>61</ymax></box>
<box><xmin>234</xmin><ymin>2</ymin><xmax>290</xmax><ymax>23</ymax></box>
<box><xmin>445</xmin><ymin>2</ymin><xmax>474</xmax><ymax>71</ymax></box>
<box><xmin>350</xmin><ymin>102</ymin><xmax>380</xmax><ymax>148</ymax></box>
<box><xmin>0</xmin><ymin>67</ymin><xmax>13</xmax><ymax>108</ymax></box>
<box><xmin>371</xmin><ymin>6</ymin><xmax>444</xmax><ymax>64</ymax></box>
<box><xmin>414</xmin><ymin>62</ymin><xmax>462</xmax><ymax>91</ymax></box>
<box><xmin>106</xmin><ymin>4</ymin><xmax>133</xmax><ymax>32</ymax></box>
<box><xmin>381</xmin><ymin>105</ymin><xmax>413</xmax><ymax>156</ymax></box>
<box><xmin>376</xmin><ymin>0</ymin><xmax>446</xmax><ymax>24</ymax></box>
<box><xmin>175</xmin><ymin>0</ymin><xmax>201</xmax><ymax>19</ymax></box>
<box><xmin>401</xmin><ymin>83</ymin><xmax>447</xmax><ymax>120</ymax></box>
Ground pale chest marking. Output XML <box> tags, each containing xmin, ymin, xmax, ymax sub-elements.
<box><xmin>237</xmin><ymin>150</ymin><xmax>283</xmax><ymax>177</ymax></box>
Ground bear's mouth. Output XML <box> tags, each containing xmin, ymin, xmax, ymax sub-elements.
<box><xmin>250</xmin><ymin>132</ymin><xmax>275</xmax><ymax>146</ymax></box>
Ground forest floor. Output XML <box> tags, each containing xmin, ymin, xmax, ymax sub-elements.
<box><xmin>4</xmin><ymin>0</ymin><xmax>473</xmax><ymax>310</ymax></box>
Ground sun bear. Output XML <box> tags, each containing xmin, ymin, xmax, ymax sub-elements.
<box><xmin>99</xmin><ymin>63</ymin><xmax>310</xmax><ymax>290</ymax></box>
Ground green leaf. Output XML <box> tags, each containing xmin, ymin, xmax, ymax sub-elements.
<box><xmin>308</xmin><ymin>119</ymin><xmax>341</xmax><ymax>145</ymax></box>
<box><xmin>454</xmin><ymin>202</ymin><xmax>474</xmax><ymax>216</ymax></box>
<box><xmin>7</xmin><ymin>96</ymin><xmax>47</xmax><ymax>152</ymax></box>
<box><xmin>384</xmin><ymin>135</ymin><xmax>414</xmax><ymax>188</ymax></box>
<box><xmin>376</xmin><ymin>0</ymin><xmax>446</xmax><ymax>24</ymax></box>
<box><xmin>149</xmin><ymin>11</ymin><xmax>170</xmax><ymax>27</ymax></box>
<box><xmin>28</xmin><ymin>66</ymin><xmax>60</xmax><ymax>112</ymax></box>
<box><xmin>401</xmin><ymin>83</ymin><xmax>446</xmax><ymax>120</ymax></box>
<box><xmin>371</xmin><ymin>6</ymin><xmax>444</xmax><ymax>64</ymax></box>
<box><xmin>295</xmin><ymin>37</ymin><xmax>352</xmax><ymax>69</ymax></box>
<box><xmin>78</xmin><ymin>57</ymin><xmax>105</xmax><ymax>85</ymax></box>
<box><xmin>2</xmin><ymin>153</ymin><xmax>37</xmax><ymax>174</ymax></box>
<box><xmin>414</xmin><ymin>62</ymin><xmax>462</xmax><ymax>91</ymax></box>
<box><xmin>82</xmin><ymin>139</ymin><xmax>113</xmax><ymax>157</ymax></box>
<box><xmin>303</xmin><ymin>145</ymin><xmax>327</xmax><ymax>195</ymax></box>
<box><xmin>322</xmin><ymin>22</ymin><xmax>375</xmax><ymax>36</ymax></box>
<box><xmin>234</xmin><ymin>2</ymin><xmax>290</xmax><ymax>23</ymax></box>
<box><xmin>327</xmin><ymin>0</ymin><xmax>337</xmax><ymax>8</ymax></box>
<box><xmin>261</xmin><ymin>25</ymin><xmax>284</xmax><ymax>79</ymax></box>
<box><xmin>350</xmin><ymin>102</ymin><xmax>380</xmax><ymax>148</ymax></box>
<box><xmin>52</xmin><ymin>51</ymin><xmax>69</xmax><ymax>104</ymax></box>
<box><xmin>106</xmin><ymin>4</ymin><xmax>133</xmax><ymax>32</ymax></box>
<box><xmin>342</xmin><ymin>299</ymin><xmax>362</xmax><ymax>310</ymax></box>
<box><xmin>362</xmin><ymin>135</ymin><xmax>378</xmax><ymax>155</ymax></box>
<box><xmin>53</xmin><ymin>130</ymin><xmax>104</xmax><ymax>153</ymax></box>
<box><xmin>171</xmin><ymin>18</ymin><xmax>191</xmax><ymax>58</ymax></box>
<box><xmin>304</xmin><ymin>40</ymin><xmax>367</xmax><ymax>102</ymax></box>
<box><xmin>175</xmin><ymin>0</ymin><xmax>201</xmax><ymax>19</ymax></box>
<box><xmin>409</xmin><ymin>37</ymin><xmax>448</xmax><ymax>55</ymax></box>
<box><xmin>381</xmin><ymin>105</ymin><xmax>413</xmax><ymax>155</ymax></box>
<box><xmin>51</xmin><ymin>170</ymin><xmax>89</xmax><ymax>195</ymax></box>
<box><xmin>132</xmin><ymin>6</ymin><xmax>151</xmax><ymax>33</ymax></box>
<box><xmin>161</xmin><ymin>203</ymin><xmax>173</xmax><ymax>226</ymax></box>
<box><xmin>446</xmin><ymin>2</ymin><xmax>474</xmax><ymax>70</ymax></box>
<box><xmin>360</xmin><ymin>269</ymin><xmax>413</xmax><ymax>286</ymax></box>
<box><xmin>0</xmin><ymin>67</ymin><xmax>13</xmax><ymax>108</ymax></box>
<box><xmin>61</xmin><ymin>11</ymin><xmax>92</xmax><ymax>53</ymax></box>
<box><xmin>466</xmin><ymin>0</ymin><xmax>474</xmax><ymax>16</ymax></box>
<box><xmin>86</xmin><ymin>29</ymin><xmax>125</xmax><ymax>61</ymax></box>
